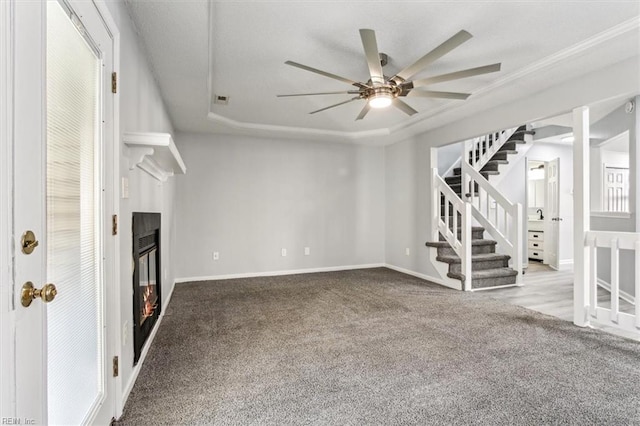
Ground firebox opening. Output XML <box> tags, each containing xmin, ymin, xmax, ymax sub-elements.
<box><xmin>133</xmin><ymin>212</ymin><xmax>161</xmax><ymax>364</ymax></box>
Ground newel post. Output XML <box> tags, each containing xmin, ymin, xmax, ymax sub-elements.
<box><xmin>573</xmin><ymin>106</ymin><xmax>590</xmax><ymax>327</ymax></box>
<box><xmin>430</xmin><ymin>148</ymin><xmax>439</xmax><ymax>243</ymax></box>
<box><xmin>514</xmin><ymin>203</ymin><xmax>523</xmax><ymax>285</ymax></box>
<box><xmin>462</xmin><ymin>202</ymin><xmax>472</xmax><ymax>291</ymax></box>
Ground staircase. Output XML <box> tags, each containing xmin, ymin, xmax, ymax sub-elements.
<box><xmin>443</xmin><ymin>126</ymin><xmax>533</xmax><ymax>194</ymax></box>
<box><xmin>426</xmin><ymin>125</ymin><xmax>533</xmax><ymax>290</ymax></box>
<box><xmin>426</xmin><ymin>227</ymin><xmax>518</xmax><ymax>289</ymax></box>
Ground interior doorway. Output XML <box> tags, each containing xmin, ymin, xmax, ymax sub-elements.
<box><xmin>525</xmin><ymin>157</ymin><xmax>561</xmax><ymax>270</ymax></box>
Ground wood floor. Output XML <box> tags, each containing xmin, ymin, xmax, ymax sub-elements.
<box><xmin>484</xmin><ymin>261</ymin><xmax>639</xmax><ymax>342</ymax></box>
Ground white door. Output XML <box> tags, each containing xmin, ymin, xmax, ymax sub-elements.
<box><xmin>603</xmin><ymin>166</ymin><xmax>629</xmax><ymax>212</ymax></box>
<box><xmin>7</xmin><ymin>1</ymin><xmax>116</xmax><ymax>424</ymax></box>
<box><xmin>545</xmin><ymin>158</ymin><xmax>560</xmax><ymax>270</ymax></box>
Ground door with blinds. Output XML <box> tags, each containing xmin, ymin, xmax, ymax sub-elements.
<box><xmin>7</xmin><ymin>0</ymin><xmax>117</xmax><ymax>423</ymax></box>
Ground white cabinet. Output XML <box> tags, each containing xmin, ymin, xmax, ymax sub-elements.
<box><xmin>528</xmin><ymin>229</ymin><xmax>544</xmax><ymax>261</ymax></box>
<box><xmin>528</xmin><ymin>179</ymin><xmax>545</xmax><ymax>208</ymax></box>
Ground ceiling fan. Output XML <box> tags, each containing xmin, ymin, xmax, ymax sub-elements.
<box><xmin>278</xmin><ymin>29</ymin><xmax>501</xmax><ymax>120</ymax></box>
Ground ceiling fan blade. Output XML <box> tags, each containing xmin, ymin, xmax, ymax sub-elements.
<box><xmin>392</xmin><ymin>30</ymin><xmax>473</xmax><ymax>83</ymax></box>
<box><xmin>309</xmin><ymin>96</ymin><xmax>361</xmax><ymax>114</ymax></box>
<box><xmin>411</xmin><ymin>63</ymin><xmax>501</xmax><ymax>88</ymax></box>
<box><xmin>356</xmin><ymin>103</ymin><xmax>371</xmax><ymax>120</ymax></box>
<box><xmin>277</xmin><ymin>90</ymin><xmax>361</xmax><ymax>97</ymax></box>
<box><xmin>408</xmin><ymin>90</ymin><xmax>470</xmax><ymax>100</ymax></box>
<box><xmin>359</xmin><ymin>29</ymin><xmax>385</xmax><ymax>86</ymax></box>
<box><xmin>285</xmin><ymin>61</ymin><xmax>366</xmax><ymax>88</ymax></box>
<box><xmin>393</xmin><ymin>99</ymin><xmax>418</xmax><ymax>116</ymax></box>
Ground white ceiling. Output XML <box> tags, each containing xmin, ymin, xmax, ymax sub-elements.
<box><xmin>125</xmin><ymin>0</ymin><xmax>640</xmax><ymax>144</ymax></box>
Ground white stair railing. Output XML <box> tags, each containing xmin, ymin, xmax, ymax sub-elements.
<box><xmin>433</xmin><ymin>169</ymin><xmax>472</xmax><ymax>291</ymax></box>
<box><xmin>585</xmin><ymin>231</ymin><xmax>640</xmax><ymax>334</ymax></box>
<box><xmin>463</xmin><ymin>126</ymin><xmax>519</xmax><ymax>172</ymax></box>
<box><xmin>461</xmin><ymin>162</ymin><xmax>523</xmax><ymax>284</ymax></box>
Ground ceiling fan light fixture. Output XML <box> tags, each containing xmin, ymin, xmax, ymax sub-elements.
<box><xmin>368</xmin><ymin>86</ymin><xmax>394</xmax><ymax>109</ymax></box>
<box><xmin>369</xmin><ymin>94</ymin><xmax>393</xmax><ymax>109</ymax></box>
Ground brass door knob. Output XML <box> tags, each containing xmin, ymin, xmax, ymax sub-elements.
<box><xmin>21</xmin><ymin>282</ymin><xmax>57</xmax><ymax>307</ymax></box>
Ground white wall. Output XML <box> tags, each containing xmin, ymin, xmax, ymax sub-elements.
<box><xmin>385</xmin><ymin>137</ymin><xmax>439</xmax><ymax>277</ymax></box>
<box><xmin>437</xmin><ymin>141</ymin><xmax>463</xmax><ymax>176</ymax></box>
<box><xmin>588</xmin><ymin>98</ymin><xmax>638</xmax><ymax>297</ymax></box>
<box><xmin>590</xmin><ymin>99</ymin><xmax>638</xmax><ymax>228</ymax></box>
<box><xmin>174</xmin><ymin>133</ymin><xmax>385</xmax><ymax>280</ymax></box>
<box><xmin>104</xmin><ymin>0</ymin><xmax>178</xmax><ymax>410</ymax></box>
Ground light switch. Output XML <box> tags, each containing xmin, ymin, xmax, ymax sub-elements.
<box><xmin>121</xmin><ymin>177</ymin><xmax>129</xmax><ymax>199</ymax></box>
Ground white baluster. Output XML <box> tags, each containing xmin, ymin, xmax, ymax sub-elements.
<box><xmin>635</xmin><ymin>240</ymin><xmax>640</xmax><ymax>329</ymax></box>
<box><xmin>503</xmin><ymin>208</ymin><xmax>508</xmax><ymax>237</ymax></box>
<box><xmin>589</xmin><ymin>235</ymin><xmax>597</xmax><ymax>318</ymax></box>
<box><xmin>453</xmin><ymin>204</ymin><xmax>458</xmax><ymax>241</ymax></box>
<box><xmin>444</xmin><ymin>198</ymin><xmax>450</xmax><ymax>234</ymax></box>
<box><xmin>610</xmin><ymin>238</ymin><xmax>619</xmax><ymax>323</ymax></box>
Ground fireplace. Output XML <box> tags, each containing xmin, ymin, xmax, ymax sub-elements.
<box><xmin>132</xmin><ymin>212</ymin><xmax>161</xmax><ymax>364</ymax></box>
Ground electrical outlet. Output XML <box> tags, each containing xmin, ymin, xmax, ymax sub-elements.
<box><xmin>281</xmin><ymin>248</ymin><xmax>287</xmax><ymax>257</ymax></box>
<box><xmin>304</xmin><ymin>247</ymin><xmax>310</xmax><ymax>256</ymax></box>
<box><xmin>405</xmin><ymin>248</ymin><xmax>410</xmax><ymax>256</ymax></box>
<box><xmin>213</xmin><ymin>251</ymin><xmax>219</xmax><ymax>261</ymax></box>
<box><xmin>164</xmin><ymin>268</ymin><xmax>168</xmax><ymax>280</ymax></box>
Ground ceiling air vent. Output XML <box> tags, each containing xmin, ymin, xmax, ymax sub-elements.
<box><xmin>214</xmin><ymin>94</ymin><xmax>230</xmax><ymax>105</ymax></box>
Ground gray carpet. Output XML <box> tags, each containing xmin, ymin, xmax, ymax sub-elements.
<box><xmin>116</xmin><ymin>268</ymin><xmax>640</xmax><ymax>425</ymax></box>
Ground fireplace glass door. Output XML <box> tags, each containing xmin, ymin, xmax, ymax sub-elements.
<box><xmin>139</xmin><ymin>249</ymin><xmax>158</xmax><ymax>324</ymax></box>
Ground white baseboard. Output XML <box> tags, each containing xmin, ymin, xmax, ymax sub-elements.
<box><xmin>175</xmin><ymin>263</ymin><xmax>386</xmax><ymax>283</ymax></box>
<box><xmin>383</xmin><ymin>264</ymin><xmax>461</xmax><ymax>291</ymax></box>
<box><xmin>471</xmin><ymin>283</ymin><xmax>521</xmax><ymax>292</ymax></box>
<box><xmin>597</xmin><ymin>278</ymin><xmax>635</xmax><ymax>305</ymax></box>
<box><xmin>121</xmin><ymin>279</ymin><xmax>177</xmax><ymax>409</ymax></box>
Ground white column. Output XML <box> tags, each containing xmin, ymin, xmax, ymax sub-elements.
<box><xmin>573</xmin><ymin>106</ymin><xmax>590</xmax><ymax>327</ymax></box>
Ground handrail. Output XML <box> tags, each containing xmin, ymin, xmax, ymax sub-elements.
<box><xmin>463</xmin><ymin>126</ymin><xmax>519</xmax><ymax>172</ymax></box>
<box><xmin>433</xmin><ymin>168</ymin><xmax>472</xmax><ymax>290</ymax></box>
<box><xmin>585</xmin><ymin>231</ymin><xmax>640</xmax><ymax>332</ymax></box>
<box><xmin>461</xmin><ymin>162</ymin><xmax>523</xmax><ymax>284</ymax></box>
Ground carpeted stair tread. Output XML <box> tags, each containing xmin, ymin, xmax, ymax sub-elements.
<box><xmin>485</xmin><ymin>159</ymin><xmax>509</xmax><ymax>165</ymax></box>
<box><xmin>425</xmin><ymin>239</ymin><xmax>497</xmax><ymax>248</ymax></box>
<box><xmin>491</xmin><ymin>152</ymin><xmax>510</xmax><ymax>161</ymax></box>
<box><xmin>447</xmin><ymin>267</ymin><xmax>518</xmax><ymax>282</ymax></box>
<box><xmin>452</xmin><ymin>167</ymin><xmax>499</xmax><ymax>177</ymax></box>
<box><xmin>436</xmin><ymin>252</ymin><xmax>511</xmax><ymax>264</ymax></box>
<box><xmin>499</xmin><ymin>141</ymin><xmax>525</xmax><ymax>152</ymax></box>
<box><xmin>439</xmin><ymin>226</ymin><xmax>485</xmax><ymax>233</ymax></box>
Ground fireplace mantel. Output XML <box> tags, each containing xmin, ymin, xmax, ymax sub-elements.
<box><xmin>124</xmin><ymin>132</ymin><xmax>186</xmax><ymax>182</ymax></box>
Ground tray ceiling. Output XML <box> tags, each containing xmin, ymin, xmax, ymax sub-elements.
<box><xmin>125</xmin><ymin>0</ymin><xmax>640</xmax><ymax>144</ymax></box>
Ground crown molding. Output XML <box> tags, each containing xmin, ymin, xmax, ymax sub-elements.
<box><xmin>207</xmin><ymin>14</ymin><xmax>640</xmax><ymax>144</ymax></box>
